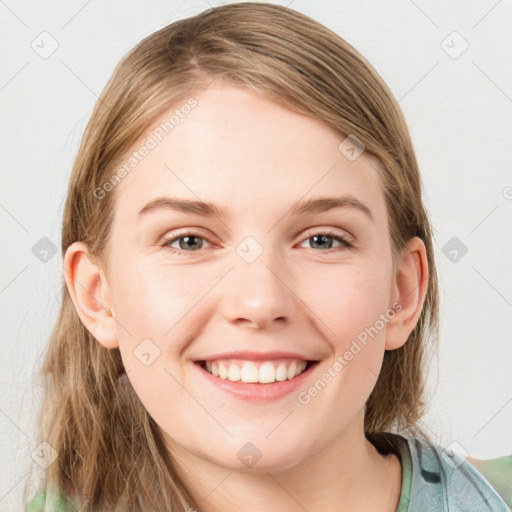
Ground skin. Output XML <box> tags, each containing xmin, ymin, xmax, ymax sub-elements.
<box><xmin>65</xmin><ymin>83</ymin><xmax>428</xmax><ymax>512</ymax></box>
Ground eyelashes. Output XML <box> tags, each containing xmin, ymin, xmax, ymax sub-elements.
<box><xmin>161</xmin><ymin>233</ymin><xmax>207</xmax><ymax>252</ymax></box>
<box><xmin>159</xmin><ymin>229</ymin><xmax>354</xmax><ymax>256</ymax></box>
<box><xmin>297</xmin><ymin>230</ymin><xmax>354</xmax><ymax>251</ymax></box>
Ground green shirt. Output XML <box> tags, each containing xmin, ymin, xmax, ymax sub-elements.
<box><xmin>26</xmin><ymin>434</ymin><xmax>512</xmax><ymax>511</ymax></box>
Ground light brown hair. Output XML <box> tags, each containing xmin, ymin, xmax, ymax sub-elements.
<box><xmin>27</xmin><ymin>3</ymin><xmax>439</xmax><ymax>510</ymax></box>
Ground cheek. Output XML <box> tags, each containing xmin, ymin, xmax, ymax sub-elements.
<box><xmin>299</xmin><ymin>260</ymin><xmax>392</xmax><ymax>407</ymax></box>
<box><xmin>300</xmin><ymin>261</ymin><xmax>392</xmax><ymax>346</ymax></box>
<box><xmin>108</xmin><ymin>254</ymin><xmax>225</xmax><ymax>400</ymax></box>
<box><xmin>108</xmin><ymin>257</ymin><xmax>204</xmax><ymax>424</ymax></box>
<box><xmin>110</xmin><ymin>255</ymin><xmax>209</xmax><ymax>342</ymax></box>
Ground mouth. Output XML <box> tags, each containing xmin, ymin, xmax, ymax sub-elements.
<box><xmin>194</xmin><ymin>357</ymin><xmax>318</xmax><ymax>384</ymax></box>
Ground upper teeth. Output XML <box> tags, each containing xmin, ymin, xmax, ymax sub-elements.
<box><xmin>204</xmin><ymin>359</ymin><xmax>308</xmax><ymax>384</ymax></box>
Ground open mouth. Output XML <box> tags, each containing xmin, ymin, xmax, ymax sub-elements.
<box><xmin>195</xmin><ymin>358</ymin><xmax>317</xmax><ymax>385</ymax></box>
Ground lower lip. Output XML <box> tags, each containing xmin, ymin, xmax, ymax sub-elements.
<box><xmin>193</xmin><ymin>361</ymin><xmax>319</xmax><ymax>401</ymax></box>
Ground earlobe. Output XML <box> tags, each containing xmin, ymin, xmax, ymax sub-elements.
<box><xmin>384</xmin><ymin>236</ymin><xmax>429</xmax><ymax>351</ymax></box>
<box><xmin>63</xmin><ymin>242</ymin><xmax>119</xmax><ymax>349</ymax></box>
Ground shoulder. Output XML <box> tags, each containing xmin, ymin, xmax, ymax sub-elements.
<box><xmin>26</xmin><ymin>489</ymin><xmax>77</xmax><ymax>512</ymax></box>
<box><xmin>398</xmin><ymin>434</ymin><xmax>512</xmax><ymax>511</ymax></box>
<box><xmin>469</xmin><ymin>454</ymin><xmax>512</xmax><ymax>509</ymax></box>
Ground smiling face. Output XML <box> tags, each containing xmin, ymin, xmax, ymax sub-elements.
<box><xmin>77</xmin><ymin>83</ymin><xmax>413</xmax><ymax>472</ymax></box>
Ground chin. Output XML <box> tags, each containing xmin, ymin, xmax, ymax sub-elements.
<box><xmin>201</xmin><ymin>435</ymin><xmax>314</xmax><ymax>474</ymax></box>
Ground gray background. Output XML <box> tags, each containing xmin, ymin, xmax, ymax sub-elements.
<box><xmin>1</xmin><ymin>0</ymin><xmax>511</xmax><ymax>509</ymax></box>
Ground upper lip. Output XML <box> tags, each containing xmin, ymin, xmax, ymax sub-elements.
<box><xmin>195</xmin><ymin>350</ymin><xmax>319</xmax><ymax>362</ymax></box>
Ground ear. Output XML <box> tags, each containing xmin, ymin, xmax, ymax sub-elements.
<box><xmin>384</xmin><ymin>236</ymin><xmax>429</xmax><ymax>351</ymax></box>
<box><xmin>63</xmin><ymin>241</ymin><xmax>119</xmax><ymax>349</ymax></box>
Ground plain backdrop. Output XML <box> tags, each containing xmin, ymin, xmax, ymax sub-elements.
<box><xmin>1</xmin><ymin>0</ymin><xmax>511</xmax><ymax>509</ymax></box>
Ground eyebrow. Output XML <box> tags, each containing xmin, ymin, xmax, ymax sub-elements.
<box><xmin>137</xmin><ymin>194</ymin><xmax>374</xmax><ymax>222</ymax></box>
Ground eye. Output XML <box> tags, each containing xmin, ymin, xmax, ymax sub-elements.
<box><xmin>160</xmin><ymin>232</ymin><xmax>212</xmax><ymax>253</ymax></box>
<box><xmin>298</xmin><ymin>230</ymin><xmax>353</xmax><ymax>252</ymax></box>
<box><xmin>159</xmin><ymin>229</ymin><xmax>354</xmax><ymax>255</ymax></box>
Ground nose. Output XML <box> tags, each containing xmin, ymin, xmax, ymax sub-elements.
<box><xmin>221</xmin><ymin>249</ymin><xmax>298</xmax><ymax>330</ymax></box>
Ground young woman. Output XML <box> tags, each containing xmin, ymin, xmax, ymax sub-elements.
<box><xmin>25</xmin><ymin>3</ymin><xmax>512</xmax><ymax>511</ymax></box>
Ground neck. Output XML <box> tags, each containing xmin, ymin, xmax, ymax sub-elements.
<box><xmin>166</xmin><ymin>412</ymin><xmax>402</xmax><ymax>512</ymax></box>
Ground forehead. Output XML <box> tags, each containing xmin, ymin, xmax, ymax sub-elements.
<box><xmin>112</xmin><ymin>85</ymin><xmax>387</xmax><ymax>226</ymax></box>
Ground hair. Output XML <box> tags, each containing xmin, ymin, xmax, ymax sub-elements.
<box><xmin>27</xmin><ymin>2</ymin><xmax>439</xmax><ymax>511</ymax></box>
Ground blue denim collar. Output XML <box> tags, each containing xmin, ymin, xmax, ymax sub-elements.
<box><xmin>388</xmin><ymin>433</ymin><xmax>511</xmax><ymax>511</ymax></box>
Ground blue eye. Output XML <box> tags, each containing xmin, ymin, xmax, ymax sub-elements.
<box><xmin>162</xmin><ymin>234</ymin><xmax>209</xmax><ymax>252</ymax></box>
<box><xmin>159</xmin><ymin>229</ymin><xmax>353</xmax><ymax>255</ymax></box>
<box><xmin>299</xmin><ymin>231</ymin><xmax>353</xmax><ymax>252</ymax></box>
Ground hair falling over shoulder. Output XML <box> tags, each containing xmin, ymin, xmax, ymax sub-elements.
<box><xmin>27</xmin><ymin>3</ymin><xmax>439</xmax><ymax>510</ymax></box>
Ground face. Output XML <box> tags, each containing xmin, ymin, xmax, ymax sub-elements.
<box><xmin>101</xmin><ymin>83</ymin><xmax>401</xmax><ymax>472</ymax></box>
